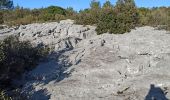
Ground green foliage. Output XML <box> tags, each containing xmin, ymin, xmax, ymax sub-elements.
<box><xmin>75</xmin><ymin>10</ymin><xmax>98</xmax><ymax>25</ymax></box>
<box><xmin>90</xmin><ymin>0</ymin><xmax>101</xmax><ymax>10</ymax></box>
<box><xmin>0</xmin><ymin>11</ymin><xmax>3</xmax><ymax>24</ymax></box>
<box><xmin>0</xmin><ymin>90</ymin><xmax>11</xmax><ymax>100</ymax></box>
<box><xmin>96</xmin><ymin>0</ymin><xmax>139</xmax><ymax>34</ymax></box>
<box><xmin>1</xmin><ymin>5</ymin><xmax>68</xmax><ymax>26</ymax></box>
<box><xmin>102</xmin><ymin>0</ymin><xmax>113</xmax><ymax>9</ymax></box>
<box><xmin>43</xmin><ymin>6</ymin><xmax>66</xmax><ymax>15</ymax></box>
<box><xmin>36</xmin><ymin>6</ymin><xmax>67</xmax><ymax>22</ymax></box>
<box><xmin>55</xmin><ymin>14</ymin><xmax>66</xmax><ymax>22</ymax></box>
<box><xmin>65</xmin><ymin>7</ymin><xmax>76</xmax><ymax>19</ymax></box>
<box><xmin>168</xmin><ymin>8</ymin><xmax>170</xmax><ymax>29</ymax></box>
<box><xmin>115</xmin><ymin>0</ymin><xmax>139</xmax><ymax>28</ymax></box>
<box><xmin>151</xmin><ymin>7</ymin><xmax>169</xmax><ymax>25</ymax></box>
<box><xmin>138</xmin><ymin>7</ymin><xmax>151</xmax><ymax>25</ymax></box>
<box><xmin>0</xmin><ymin>0</ymin><xmax>170</xmax><ymax>34</ymax></box>
<box><xmin>0</xmin><ymin>36</ymin><xmax>49</xmax><ymax>88</ymax></box>
<box><xmin>96</xmin><ymin>9</ymin><xmax>116</xmax><ymax>34</ymax></box>
<box><xmin>138</xmin><ymin>7</ymin><xmax>170</xmax><ymax>31</ymax></box>
<box><xmin>0</xmin><ymin>0</ymin><xmax>13</xmax><ymax>9</ymax></box>
<box><xmin>75</xmin><ymin>1</ymin><xmax>101</xmax><ymax>25</ymax></box>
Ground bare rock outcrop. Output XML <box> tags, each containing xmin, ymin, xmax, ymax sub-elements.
<box><xmin>1</xmin><ymin>20</ymin><xmax>170</xmax><ymax>100</ymax></box>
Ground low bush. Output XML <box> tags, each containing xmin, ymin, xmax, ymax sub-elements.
<box><xmin>0</xmin><ymin>90</ymin><xmax>11</xmax><ymax>100</ymax></box>
<box><xmin>0</xmin><ymin>11</ymin><xmax>3</xmax><ymax>24</ymax></box>
<box><xmin>55</xmin><ymin>14</ymin><xmax>66</xmax><ymax>22</ymax></box>
<box><xmin>0</xmin><ymin>36</ymin><xmax>50</xmax><ymax>88</ymax></box>
<box><xmin>0</xmin><ymin>0</ymin><xmax>170</xmax><ymax>34</ymax></box>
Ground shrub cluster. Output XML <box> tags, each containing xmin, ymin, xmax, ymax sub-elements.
<box><xmin>96</xmin><ymin>0</ymin><xmax>139</xmax><ymax>34</ymax></box>
<box><xmin>138</xmin><ymin>7</ymin><xmax>170</xmax><ymax>31</ymax></box>
<box><xmin>74</xmin><ymin>0</ymin><xmax>101</xmax><ymax>25</ymax></box>
<box><xmin>0</xmin><ymin>0</ymin><xmax>170</xmax><ymax>33</ymax></box>
<box><xmin>0</xmin><ymin>90</ymin><xmax>11</xmax><ymax>100</ymax></box>
<box><xmin>1</xmin><ymin>6</ymin><xmax>75</xmax><ymax>26</ymax></box>
<box><xmin>0</xmin><ymin>36</ymin><xmax>49</xmax><ymax>89</ymax></box>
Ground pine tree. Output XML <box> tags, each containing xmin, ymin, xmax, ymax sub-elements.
<box><xmin>102</xmin><ymin>0</ymin><xmax>113</xmax><ymax>9</ymax></box>
<box><xmin>90</xmin><ymin>0</ymin><xmax>101</xmax><ymax>10</ymax></box>
<box><xmin>96</xmin><ymin>0</ymin><xmax>139</xmax><ymax>34</ymax></box>
<box><xmin>115</xmin><ymin>0</ymin><xmax>139</xmax><ymax>28</ymax></box>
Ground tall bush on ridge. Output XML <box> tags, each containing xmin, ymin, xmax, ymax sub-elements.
<box><xmin>114</xmin><ymin>0</ymin><xmax>139</xmax><ymax>28</ymax></box>
<box><xmin>90</xmin><ymin>0</ymin><xmax>101</xmax><ymax>10</ymax></box>
<box><xmin>102</xmin><ymin>0</ymin><xmax>113</xmax><ymax>10</ymax></box>
<box><xmin>96</xmin><ymin>9</ymin><xmax>118</xmax><ymax>34</ymax></box>
<box><xmin>89</xmin><ymin>0</ymin><xmax>101</xmax><ymax>24</ymax></box>
<box><xmin>96</xmin><ymin>0</ymin><xmax>139</xmax><ymax>34</ymax></box>
<box><xmin>75</xmin><ymin>0</ymin><xmax>101</xmax><ymax>25</ymax></box>
<box><xmin>66</xmin><ymin>7</ymin><xmax>76</xmax><ymax>18</ymax></box>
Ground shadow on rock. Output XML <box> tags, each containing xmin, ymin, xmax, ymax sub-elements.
<box><xmin>145</xmin><ymin>84</ymin><xmax>168</xmax><ymax>100</ymax></box>
<box><xmin>45</xmin><ymin>48</ymin><xmax>74</xmax><ymax>84</ymax></box>
<box><xmin>22</xmin><ymin>48</ymin><xmax>75</xmax><ymax>99</ymax></box>
<box><xmin>30</xmin><ymin>89</ymin><xmax>51</xmax><ymax>100</ymax></box>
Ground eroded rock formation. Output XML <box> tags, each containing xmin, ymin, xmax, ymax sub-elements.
<box><xmin>1</xmin><ymin>20</ymin><xmax>170</xmax><ymax>100</ymax></box>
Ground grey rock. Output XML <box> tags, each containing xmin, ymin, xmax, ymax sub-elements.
<box><xmin>1</xmin><ymin>21</ymin><xmax>170</xmax><ymax>100</ymax></box>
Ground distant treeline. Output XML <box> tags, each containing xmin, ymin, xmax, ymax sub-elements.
<box><xmin>0</xmin><ymin>0</ymin><xmax>170</xmax><ymax>34</ymax></box>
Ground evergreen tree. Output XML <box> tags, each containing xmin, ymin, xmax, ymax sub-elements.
<box><xmin>115</xmin><ymin>0</ymin><xmax>139</xmax><ymax>28</ymax></box>
<box><xmin>102</xmin><ymin>0</ymin><xmax>113</xmax><ymax>9</ymax></box>
<box><xmin>96</xmin><ymin>0</ymin><xmax>139</xmax><ymax>34</ymax></box>
<box><xmin>66</xmin><ymin>7</ymin><xmax>76</xmax><ymax>17</ymax></box>
<box><xmin>90</xmin><ymin>0</ymin><xmax>101</xmax><ymax>10</ymax></box>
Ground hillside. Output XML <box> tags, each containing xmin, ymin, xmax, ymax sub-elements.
<box><xmin>1</xmin><ymin>20</ymin><xmax>170</xmax><ymax>100</ymax></box>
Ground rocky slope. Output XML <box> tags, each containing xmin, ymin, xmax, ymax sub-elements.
<box><xmin>1</xmin><ymin>20</ymin><xmax>170</xmax><ymax>100</ymax></box>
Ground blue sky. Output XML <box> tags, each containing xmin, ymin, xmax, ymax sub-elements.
<box><xmin>13</xmin><ymin>0</ymin><xmax>170</xmax><ymax>11</ymax></box>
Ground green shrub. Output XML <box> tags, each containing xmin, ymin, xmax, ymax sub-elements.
<box><xmin>0</xmin><ymin>36</ymin><xmax>49</xmax><ymax>88</ymax></box>
<box><xmin>0</xmin><ymin>11</ymin><xmax>3</xmax><ymax>24</ymax></box>
<box><xmin>43</xmin><ymin>6</ymin><xmax>66</xmax><ymax>15</ymax></box>
<box><xmin>0</xmin><ymin>90</ymin><xmax>11</xmax><ymax>100</ymax></box>
<box><xmin>167</xmin><ymin>19</ymin><xmax>170</xmax><ymax>31</ymax></box>
<box><xmin>75</xmin><ymin>1</ymin><xmax>101</xmax><ymax>25</ymax></box>
<box><xmin>96</xmin><ymin>9</ymin><xmax>117</xmax><ymax>34</ymax></box>
<box><xmin>138</xmin><ymin>7</ymin><xmax>151</xmax><ymax>25</ymax></box>
<box><xmin>102</xmin><ymin>0</ymin><xmax>113</xmax><ymax>9</ymax></box>
<box><xmin>65</xmin><ymin>7</ymin><xmax>76</xmax><ymax>18</ymax></box>
<box><xmin>96</xmin><ymin>0</ymin><xmax>139</xmax><ymax>34</ymax></box>
<box><xmin>8</xmin><ymin>15</ymin><xmax>35</xmax><ymax>26</ymax></box>
<box><xmin>75</xmin><ymin>10</ymin><xmax>99</xmax><ymax>25</ymax></box>
<box><xmin>1</xmin><ymin>5</ymin><xmax>68</xmax><ymax>26</ymax></box>
<box><xmin>55</xmin><ymin>14</ymin><xmax>66</xmax><ymax>22</ymax></box>
<box><xmin>1</xmin><ymin>0</ymin><xmax>170</xmax><ymax>33</ymax></box>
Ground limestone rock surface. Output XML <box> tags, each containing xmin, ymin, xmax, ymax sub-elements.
<box><xmin>1</xmin><ymin>20</ymin><xmax>170</xmax><ymax>100</ymax></box>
